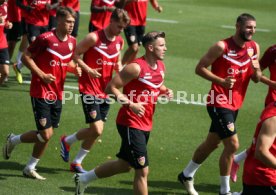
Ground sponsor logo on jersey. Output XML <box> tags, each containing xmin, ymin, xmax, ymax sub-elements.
<box><xmin>68</xmin><ymin>43</ymin><xmax>73</xmax><ymax>51</ymax></box>
<box><xmin>247</xmin><ymin>48</ymin><xmax>254</xmax><ymax>57</ymax></box>
<box><xmin>39</xmin><ymin>118</ymin><xmax>47</xmax><ymax>127</ymax></box>
<box><xmin>227</xmin><ymin>122</ymin><xmax>235</xmax><ymax>132</ymax></box>
<box><xmin>137</xmin><ymin>156</ymin><xmax>145</xmax><ymax>166</ymax></box>
<box><xmin>89</xmin><ymin>110</ymin><xmax>97</xmax><ymax>119</ymax></box>
<box><xmin>227</xmin><ymin>67</ymin><xmax>248</xmax><ymax>75</ymax></box>
<box><xmin>96</xmin><ymin>58</ymin><xmax>116</xmax><ymax>66</ymax></box>
<box><xmin>53</xmin><ymin>43</ymin><xmax>59</xmax><ymax>46</ymax></box>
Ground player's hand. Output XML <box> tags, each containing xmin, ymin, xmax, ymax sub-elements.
<box><xmin>129</xmin><ymin>102</ymin><xmax>146</xmax><ymax>117</ymax></box>
<box><xmin>156</xmin><ymin>6</ymin><xmax>163</xmax><ymax>13</ymax></box>
<box><xmin>76</xmin><ymin>65</ymin><xmax>82</xmax><ymax>77</ymax></box>
<box><xmin>5</xmin><ymin>21</ymin><xmax>13</xmax><ymax>29</ymax></box>
<box><xmin>42</xmin><ymin>73</ymin><xmax>56</xmax><ymax>84</ymax></box>
<box><xmin>88</xmin><ymin>68</ymin><xmax>102</xmax><ymax>78</ymax></box>
<box><xmin>165</xmin><ymin>88</ymin><xmax>173</xmax><ymax>100</ymax></box>
<box><xmin>223</xmin><ymin>76</ymin><xmax>236</xmax><ymax>89</ymax></box>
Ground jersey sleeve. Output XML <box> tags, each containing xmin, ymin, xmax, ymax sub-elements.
<box><xmin>28</xmin><ymin>36</ymin><xmax>47</xmax><ymax>58</ymax></box>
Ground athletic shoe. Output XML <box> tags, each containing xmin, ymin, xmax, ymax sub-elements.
<box><xmin>60</xmin><ymin>135</ymin><xmax>70</xmax><ymax>162</ymax></box>
<box><xmin>74</xmin><ymin>173</ymin><xmax>88</xmax><ymax>195</ymax></box>
<box><xmin>178</xmin><ymin>172</ymin><xmax>198</xmax><ymax>195</ymax></box>
<box><xmin>23</xmin><ymin>167</ymin><xmax>46</xmax><ymax>180</ymax></box>
<box><xmin>2</xmin><ymin>133</ymin><xmax>16</xmax><ymax>160</ymax></box>
<box><xmin>13</xmin><ymin>63</ymin><xmax>23</xmax><ymax>84</ymax></box>
<box><xmin>230</xmin><ymin>161</ymin><xmax>240</xmax><ymax>182</ymax></box>
<box><xmin>70</xmin><ymin>163</ymin><xmax>87</xmax><ymax>173</ymax></box>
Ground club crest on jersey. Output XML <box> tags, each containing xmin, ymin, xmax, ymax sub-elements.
<box><xmin>39</xmin><ymin>118</ymin><xmax>47</xmax><ymax>127</ymax></box>
<box><xmin>89</xmin><ymin>110</ymin><xmax>97</xmax><ymax>119</ymax></box>
<box><xmin>116</xmin><ymin>43</ymin><xmax>121</xmax><ymax>51</ymax></box>
<box><xmin>68</xmin><ymin>43</ymin><xmax>73</xmax><ymax>51</ymax></box>
<box><xmin>227</xmin><ymin>122</ymin><xmax>235</xmax><ymax>132</ymax></box>
<box><xmin>247</xmin><ymin>48</ymin><xmax>254</xmax><ymax>57</ymax></box>
<box><xmin>137</xmin><ymin>156</ymin><xmax>145</xmax><ymax>166</ymax></box>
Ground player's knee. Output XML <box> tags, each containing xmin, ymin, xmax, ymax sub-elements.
<box><xmin>130</xmin><ymin>44</ymin><xmax>139</xmax><ymax>53</ymax></box>
<box><xmin>37</xmin><ymin>131</ymin><xmax>53</xmax><ymax>143</ymax></box>
<box><xmin>89</xmin><ymin>126</ymin><xmax>103</xmax><ymax>137</ymax></box>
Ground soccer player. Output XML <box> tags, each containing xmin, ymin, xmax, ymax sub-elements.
<box><xmin>2</xmin><ymin>7</ymin><xmax>79</xmax><ymax>180</ymax></box>
<box><xmin>88</xmin><ymin>0</ymin><xmax>116</xmax><ymax>32</ymax></box>
<box><xmin>74</xmin><ymin>31</ymin><xmax>173</xmax><ymax>195</ymax></box>
<box><xmin>16</xmin><ymin>0</ymin><xmax>51</xmax><ymax>43</ymax></box>
<box><xmin>236</xmin><ymin>101</ymin><xmax>276</xmax><ymax>195</ymax></box>
<box><xmin>6</xmin><ymin>0</ymin><xmax>22</xmax><ymax>62</ymax></box>
<box><xmin>116</xmin><ymin>0</ymin><xmax>162</xmax><ymax>65</ymax></box>
<box><xmin>61</xmin><ymin>0</ymin><xmax>80</xmax><ymax>37</ymax></box>
<box><xmin>177</xmin><ymin>13</ymin><xmax>262</xmax><ymax>195</ymax></box>
<box><xmin>230</xmin><ymin>43</ymin><xmax>276</xmax><ymax>183</ymax></box>
<box><xmin>0</xmin><ymin>0</ymin><xmax>13</xmax><ymax>85</ymax></box>
<box><xmin>60</xmin><ymin>8</ymin><xmax>130</xmax><ymax>173</ymax></box>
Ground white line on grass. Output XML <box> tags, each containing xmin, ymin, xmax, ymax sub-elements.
<box><xmin>80</xmin><ymin>12</ymin><xmax>178</xmax><ymax>24</ymax></box>
<box><xmin>221</xmin><ymin>25</ymin><xmax>271</xmax><ymax>32</ymax></box>
<box><xmin>22</xmin><ymin>81</ymin><xmax>205</xmax><ymax>106</ymax></box>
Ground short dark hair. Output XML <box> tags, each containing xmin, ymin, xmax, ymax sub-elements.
<box><xmin>236</xmin><ymin>13</ymin><xmax>255</xmax><ymax>25</ymax></box>
<box><xmin>111</xmin><ymin>8</ymin><xmax>130</xmax><ymax>25</ymax></box>
<box><xmin>56</xmin><ymin>6</ymin><xmax>76</xmax><ymax>19</ymax></box>
<box><xmin>142</xmin><ymin>31</ymin><xmax>166</xmax><ymax>47</ymax></box>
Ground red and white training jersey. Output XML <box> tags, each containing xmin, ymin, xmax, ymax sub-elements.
<box><xmin>29</xmin><ymin>30</ymin><xmax>76</xmax><ymax>100</ymax></box>
<box><xmin>7</xmin><ymin>0</ymin><xmax>21</xmax><ymax>22</ymax></box>
<box><xmin>260</xmin><ymin>45</ymin><xmax>276</xmax><ymax>106</ymax></box>
<box><xmin>78</xmin><ymin>29</ymin><xmax>123</xmax><ymax>98</ymax></box>
<box><xmin>89</xmin><ymin>0</ymin><xmax>116</xmax><ymax>30</ymax></box>
<box><xmin>243</xmin><ymin>101</ymin><xmax>276</xmax><ymax>186</ymax></box>
<box><xmin>0</xmin><ymin>2</ymin><xmax>8</xmax><ymax>49</ymax></box>
<box><xmin>61</xmin><ymin>0</ymin><xmax>80</xmax><ymax>11</ymax></box>
<box><xmin>116</xmin><ymin>56</ymin><xmax>165</xmax><ymax>131</ymax></box>
<box><xmin>25</xmin><ymin>0</ymin><xmax>50</xmax><ymax>26</ymax></box>
<box><xmin>124</xmin><ymin>0</ymin><xmax>148</xmax><ymax>26</ymax></box>
<box><xmin>207</xmin><ymin>37</ymin><xmax>257</xmax><ymax>110</ymax></box>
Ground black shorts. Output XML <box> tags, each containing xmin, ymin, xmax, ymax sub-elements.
<box><xmin>116</xmin><ymin>124</ymin><xmax>150</xmax><ymax>169</ymax></box>
<box><xmin>0</xmin><ymin>48</ymin><xmax>10</xmax><ymax>64</ymax></box>
<box><xmin>81</xmin><ymin>93</ymin><xmax>110</xmax><ymax>123</ymax></box>
<box><xmin>242</xmin><ymin>183</ymin><xmax>276</xmax><ymax>195</ymax></box>
<box><xmin>6</xmin><ymin>22</ymin><xmax>22</xmax><ymax>42</ymax></box>
<box><xmin>207</xmin><ymin>106</ymin><xmax>238</xmax><ymax>139</ymax></box>
<box><xmin>26</xmin><ymin>24</ymin><xmax>48</xmax><ymax>43</ymax></box>
<box><xmin>31</xmin><ymin>97</ymin><xmax>62</xmax><ymax>130</ymax></box>
<box><xmin>124</xmin><ymin>25</ymin><xmax>145</xmax><ymax>46</ymax></box>
<box><xmin>21</xmin><ymin>18</ymin><xmax>27</xmax><ymax>35</ymax></box>
<box><xmin>71</xmin><ymin>11</ymin><xmax>80</xmax><ymax>37</ymax></box>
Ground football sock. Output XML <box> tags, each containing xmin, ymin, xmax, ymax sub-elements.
<box><xmin>73</xmin><ymin>148</ymin><xmax>89</xmax><ymax>164</ymax></box>
<box><xmin>234</xmin><ymin>149</ymin><xmax>247</xmax><ymax>164</ymax></box>
<box><xmin>220</xmin><ymin>175</ymin><xmax>230</xmax><ymax>194</ymax></box>
<box><xmin>80</xmin><ymin>169</ymin><xmax>98</xmax><ymax>183</ymax></box>
<box><xmin>183</xmin><ymin>160</ymin><xmax>201</xmax><ymax>178</ymax></box>
<box><xmin>11</xmin><ymin>135</ymin><xmax>22</xmax><ymax>145</ymax></box>
<box><xmin>65</xmin><ymin>132</ymin><xmax>78</xmax><ymax>145</ymax></box>
<box><xmin>16</xmin><ymin>52</ymin><xmax>23</xmax><ymax>70</ymax></box>
<box><xmin>26</xmin><ymin>156</ymin><xmax>40</xmax><ymax>170</ymax></box>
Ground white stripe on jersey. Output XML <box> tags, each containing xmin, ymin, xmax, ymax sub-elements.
<box><xmin>94</xmin><ymin>47</ymin><xmax>120</xmax><ymax>59</ymax></box>
<box><xmin>46</xmin><ymin>48</ymin><xmax>73</xmax><ymax>60</ymax></box>
<box><xmin>223</xmin><ymin>54</ymin><xmax>251</xmax><ymax>67</ymax></box>
<box><xmin>138</xmin><ymin>78</ymin><xmax>164</xmax><ymax>89</ymax></box>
